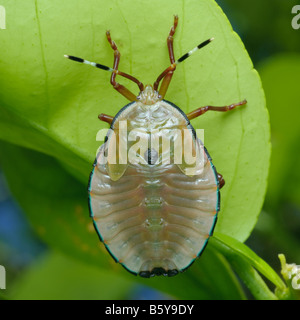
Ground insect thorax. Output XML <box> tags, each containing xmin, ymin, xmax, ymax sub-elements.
<box><xmin>113</xmin><ymin>99</ymin><xmax>187</xmax><ymax>133</ymax></box>
<box><xmin>103</xmin><ymin>99</ymin><xmax>205</xmax><ymax>182</ymax></box>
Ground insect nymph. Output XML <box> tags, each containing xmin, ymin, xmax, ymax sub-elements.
<box><xmin>65</xmin><ymin>16</ymin><xmax>246</xmax><ymax>278</ymax></box>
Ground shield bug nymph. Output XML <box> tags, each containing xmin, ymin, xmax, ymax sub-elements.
<box><xmin>65</xmin><ymin>16</ymin><xmax>247</xmax><ymax>278</ymax></box>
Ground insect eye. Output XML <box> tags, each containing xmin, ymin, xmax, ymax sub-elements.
<box><xmin>144</xmin><ymin>148</ymin><xmax>158</xmax><ymax>165</ymax></box>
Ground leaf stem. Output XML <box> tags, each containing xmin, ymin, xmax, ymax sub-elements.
<box><xmin>210</xmin><ymin>232</ymin><xmax>289</xmax><ymax>299</ymax></box>
<box><xmin>229</xmin><ymin>257</ymin><xmax>278</xmax><ymax>300</ymax></box>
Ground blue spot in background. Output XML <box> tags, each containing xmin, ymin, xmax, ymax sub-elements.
<box><xmin>129</xmin><ymin>284</ymin><xmax>171</xmax><ymax>300</ymax></box>
<box><xmin>0</xmin><ymin>170</ymin><xmax>46</xmax><ymax>270</ymax></box>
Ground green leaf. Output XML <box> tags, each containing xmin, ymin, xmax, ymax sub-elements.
<box><xmin>0</xmin><ymin>0</ymin><xmax>270</xmax><ymax>241</ymax></box>
<box><xmin>0</xmin><ymin>142</ymin><xmax>245</xmax><ymax>300</ymax></box>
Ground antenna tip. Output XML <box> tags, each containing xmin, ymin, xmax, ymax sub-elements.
<box><xmin>209</xmin><ymin>37</ymin><xmax>215</xmax><ymax>42</ymax></box>
<box><xmin>64</xmin><ymin>54</ymin><xmax>69</xmax><ymax>58</ymax></box>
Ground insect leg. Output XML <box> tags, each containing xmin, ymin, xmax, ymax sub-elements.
<box><xmin>217</xmin><ymin>173</ymin><xmax>225</xmax><ymax>189</ymax></box>
<box><xmin>186</xmin><ymin>100</ymin><xmax>247</xmax><ymax>120</ymax></box>
<box><xmin>64</xmin><ymin>54</ymin><xmax>142</xmax><ymax>102</ymax></box>
<box><xmin>157</xmin><ymin>15</ymin><xmax>179</xmax><ymax>99</ymax></box>
<box><xmin>98</xmin><ymin>113</ymin><xmax>114</xmax><ymax>124</ymax></box>
<box><xmin>106</xmin><ymin>31</ymin><xmax>144</xmax><ymax>101</ymax></box>
<box><xmin>167</xmin><ymin>15</ymin><xmax>178</xmax><ymax>64</ymax></box>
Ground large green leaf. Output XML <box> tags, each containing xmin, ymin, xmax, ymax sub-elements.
<box><xmin>0</xmin><ymin>142</ymin><xmax>245</xmax><ymax>299</ymax></box>
<box><xmin>0</xmin><ymin>0</ymin><xmax>269</xmax><ymax>241</ymax></box>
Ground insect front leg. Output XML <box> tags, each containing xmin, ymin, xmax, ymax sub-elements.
<box><xmin>157</xmin><ymin>15</ymin><xmax>179</xmax><ymax>99</ymax></box>
<box><xmin>186</xmin><ymin>100</ymin><xmax>247</xmax><ymax>120</ymax></box>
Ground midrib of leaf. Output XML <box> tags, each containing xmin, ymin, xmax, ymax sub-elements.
<box><xmin>180</xmin><ymin>0</ymin><xmax>190</xmax><ymax>113</ymax></box>
<box><xmin>115</xmin><ymin>0</ymin><xmax>133</xmax><ymax>75</ymax></box>
<box><xmin>34</xmin><ymin>0</ymin><xmax>50</xmax><ymax>126</ymax></box>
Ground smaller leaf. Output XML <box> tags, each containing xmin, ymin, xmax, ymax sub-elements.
<box><xmin>228</xmin><ymin>257</ymin><xmax>277</xmax><ymax>300</ymax></box>
<box><xmin>211</xmin><ymin>232</ymin><xmax>287</xmax><ymax>294</ymax></box>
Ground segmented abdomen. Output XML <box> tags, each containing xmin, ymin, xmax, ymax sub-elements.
<box><xmin>88</xmin><ymin>145</ymin><xmax>219</xmax><ymax>277</ymax></box>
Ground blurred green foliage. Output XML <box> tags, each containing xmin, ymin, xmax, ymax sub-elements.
<box><xmin>218</xmin><ymin>0</ymin><xmax>300</xmax><ymax>296</ymax></box>
<box><xmin>217</xmin><ymin>0</ymin><xmax>300</xmax><ymax>63</ymax></box>
<box><xmin>10</xmin><ymin>252</ymin><xmax>134</xmax><ymax>300</ymax></box>
<box><xmin>246</xmin><ymin>54</ymin><xmax>300</xmax><ymax>269</ymax></box>
<box><xmin>0</xmin><ymin>0</ymin><xmax>299</xmax><ymax>300</ymax></box>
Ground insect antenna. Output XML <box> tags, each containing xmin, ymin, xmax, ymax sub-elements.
<box><xmin>64</xmin><ymin>55</ymin><xmax>144</xmax><ymax>91</ymax></box>
<box><xmin>176</xmin><ymin>38</ymin><xmax>214</xmax><ymax>64</ymax></box>
<box><xmin>153</xmin><ymin>37</ymin><xmax>214</xmax><ymax>92</ymax></box>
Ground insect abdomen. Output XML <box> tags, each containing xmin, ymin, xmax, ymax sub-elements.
<box><xmin>89</xmin><ymin>148</ymin><xmax>219</xmax><ymax>277</ymax></box>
